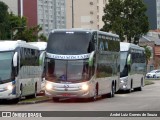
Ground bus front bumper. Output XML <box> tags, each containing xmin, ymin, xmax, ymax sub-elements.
<box><xmin>45</xmin><ymin>81</ymin><xmax>93</xmax><ymax>98</ymax></box>
<box><xmin>0</xmin><ymin>90</ymin><xmax>17</xmax><ymax>100</ymax></box>
<box><xmin>0</xmin><ymin>82</ymin><xmax>17</xmax><ymax>100</ymax></box>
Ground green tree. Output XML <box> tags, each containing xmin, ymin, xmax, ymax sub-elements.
<box><xmin>0</xmin><ymin>1</ymin><xmax>9</xmax><ymax>39</ymax></box>
<box><xmin>14</xmin><ymin>25</ymin><xmax>47</xmax><ymax>42</ymax></box>
<box><xmin>101</xmin><ymin>0</ymin><xmax>125</xmax><ymax>41</ymax></box>
<box><xmin>143</xmin><ymin>46</ymin><xmax>151</xmax><ymax>64</ymax></box>
<box><xmin>123</xmin><ymin>0</ymin><xmax>149</xmax><ymax>43</ymax></box>
<box><xmin>39</xmin><ymin>34</ymin><xmax>47</xmax><ymax>41</ymax></box>
<box><xmin>9</xmin><ymin>13</ymin><xmax>27</xmax><ymax>39</ymax></box>
<box><xmin>0</xmin><ymin>1</ymin><xmax>47</xmax><ymax>41</ymax></box>
<box><xmin>101</xmin><ymin>0</ymin><xmax>149</xmax><ymax>43</ymax></box>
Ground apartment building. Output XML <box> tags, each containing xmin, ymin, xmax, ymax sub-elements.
<box><xmin>37</xmin><ymin>0</ymin><xmax>66</xmax><ymax>36</ymax></box>
<box><xmin>22</xmin><ymin>0</ymin><xmax>66</xmax><ymax>36</ymax></box>
<box><xmin>66</xmin><ymin>0</ymin><xmax>108</xmax><ymax>30</ymax></box>
<box><xmin>1</xmin><ymin>0</ymin><xmax>66</xmax><ymax>37</ymax></box>
<box><xmin>1</xmin><ymin>0</ymin><xmax>107</xmax><ymax>36</ymax></box>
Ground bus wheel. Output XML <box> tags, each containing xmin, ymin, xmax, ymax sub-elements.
<box><xmin>126</xmin><ymin>80</ymin><xmax>132</xmax><ymax>93</ymax></box>
<box><xmin>52</xmin><ymin>97</ymin><xmax>59</xmax><ymax>102</ymax></box>
<box><xmin>108</xmin><ymin>83</ymin><xmax>115</xmax><ymax>98</ymax></box>
<box><xmin>126</xmin><ymin>88</ymin><xmax>131</xmax><ymax>93</ymax></box>
<box><xmin>89</xmin><ymin>85</ymin><xmax>98</xmax><ymax>101</ymax></box>
<box><xmin>19</xmin><ymin>85</ymin><xmax>23</xmax><ymax>100</ymax></box>
<box><xmin>135</xmin><ymin>79</ymin><xmax>143</xmax><ymax>91</ymax></box>
<box><xmin>33</xmin><ymin>84</ymin><xmax>37</xmax><ymax>98</ymax></box>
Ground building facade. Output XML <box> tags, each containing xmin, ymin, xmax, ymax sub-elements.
<box><xmin>139</xmin><ymin>31</ymin><xmax>160</xmax><ymax>71</ymax></box>
<box><xmin>0</xmin><ymin>0</ymin><xmax>18</xmax><ymax>15</ymax></box>
<box><xmin>37</xmin><ymin>0</ymin><xmax>66</xmax><ymax>36</ymax></box>
<box><xmin>20</xmin><ymin>0</ymin><xmax>66</xmax><ymax>37</ymax></box>
<box><xmin>2</xmin><ymin>0</ymin><xmax>66</xmax><ymax>37</ymax></box>
<box><xmin>66</xmin><ymin>0</ymin><xmax>108</xmax><ymax>30</ymax></box>
<box><xmin>143</xmin><ymin>0</ymin><xmax>160</xmax><ymax>30</ymax></box>
<box><xmin>1</xmin><ymin>0</ymin><xmax>107</xmax><ymax>36</ymax></box>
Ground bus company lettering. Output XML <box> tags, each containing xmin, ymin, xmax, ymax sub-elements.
<box><xmin>47</xmin><ymin>53</ymin><xmax>90</xmax><ymax>60</ymax></box>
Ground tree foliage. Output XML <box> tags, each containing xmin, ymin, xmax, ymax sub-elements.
<box><xmin>102</xmin><ymin>0</ymin><xmax>124</xmax><ymax>41</ymax></box>
<box><xmin>101</xmin><ymin>0</ymin><xmax>149</xmax><ymax>44</ymax></box>
<box><xmin>143</xmin><ymin>46</ymin><xmax>151</xmax><ymax>64</ymax></box>
<box><xmin>0</xmin><ymin>1</ymin><xmax>9</xmax><ymax>39</ymax></box>
<box><xmin>14</xmin><ymin>25</ymin><xmax>47</xmax><ymax>42</ymax></box>
<box><xmin>0</xmin><ymin>1</ymin><xmax>47</xmax><ymax>42</ymax></box>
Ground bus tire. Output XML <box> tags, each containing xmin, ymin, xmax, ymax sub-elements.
<box><xmin>90</xmin><ymin>84</ymin><xmax>98</xmax><ymax>101</ymax></box>
<box><xmin>126</xmin><ymin>88</ymin><xmax>131</xmax><ymax>93</ymax></box>
<box><xmin>135</xmin><ymin>79</ymin><xmax>143</xmax><ymax>91</ymax></box>
<box><xmin>19</xmin><ymin>84</ymin><xmax>23</xmax><ymax>99</ymax></box>
<box><xmin>126</xmin><ymin>81</ymin><xmax>132</xmax><ymax>93</ymax></box>
<box><xmin>108</xmin><ymin>83</ymin><xmax>115</xmax><ymax>98</ymax></box>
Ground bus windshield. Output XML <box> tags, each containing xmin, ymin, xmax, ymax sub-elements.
<box><xmin>120</xmin><ymin>51</ymin><xmax>128</xmax><ymax>77</ymax></box>
<box><xmin>47</xmin><ymin>31</ymin><xmax>91</xmax><ymax>55</ymax></box>
<box><xmin>0</xmin><ymin>51</ymin><xmax>13</xmax><ymax>84</ymax></box>
<box><xmin>45</xmin><ymin>58</ymin><xmax>90</xmax><ymax>83</ymax></box>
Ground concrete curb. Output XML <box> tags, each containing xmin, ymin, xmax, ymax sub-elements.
<box><xmin>18</xmin><ymin>97</ymin><xmax>52</xmax><ymax>104</ymax></box>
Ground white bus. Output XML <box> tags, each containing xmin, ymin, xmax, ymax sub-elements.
<box><xmin>0</xmin><ymin>40</ymin><xmax>42</xmax><ymax>103</ymax></box>
<box><xmin>120</xmin><ymin>42</ymin><xmax>146</xmax><ymax>92</ymax></box>
<box><xmin>44</xmin><ymin>29</ymin><xmax>120</xmax><ymax>101</ymax></box>
<box><xmin>28</xmin><ymin>42</ymin><xmax>47</xmax><ymax>92</ymax></box>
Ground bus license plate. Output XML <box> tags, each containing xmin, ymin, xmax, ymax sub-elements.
<box><xmin>62</xmin><ymin>93</ymin><xmax>70</xmax><ymax>96</ymax></box>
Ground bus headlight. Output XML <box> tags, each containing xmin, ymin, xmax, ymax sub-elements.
<box><xmin>7</xmin><ymin>85</ymin><xmax>14</xmax><ymax>90</ymax></box>
<box><xmin>120</xmin><ymin>80</ymin><xmax>124</xmax><ymax>83</ymax></box>
<box><xmin>46</xmin><ymin>83</ymin><xmax>53</xmax><ymax>90</ymax></box>
<box><xmin>81</xmin><ymin>84</ymin><xmax>89</xmax><ymax>91</ymax></box>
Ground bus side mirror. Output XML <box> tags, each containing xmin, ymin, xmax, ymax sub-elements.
<box><xmin>39</xmin><ymin>51</ymin><xmax>45</xmax><ymax>66</ymax></box>
<box><xmin>13</xmin><ymin>52</ymin><xmax>18</xmax><ymax>67</ymax></box>
<box><xmin>89</xmin><ymin>51</ymin><xmax>95</xmax><ymax>66</ymax></box>
<box><xmin>127</xmin><ymin>54</ymin><xmax>131</xmax><ymax>65</ymax></box>
<box><xmin>127</xmin><ymin>54</ymin><xmax>131</xmax><ymax>73</ymax></box>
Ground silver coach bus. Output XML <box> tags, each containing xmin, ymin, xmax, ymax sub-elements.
<box><xmin>28</xmin><ymin>42</ymin><xmax>47</xmax><ymax>92</ymax></box>
<box><xmin>120</xmin><ymin>42</ymin><xmax>146</xmax><ymax>93</ymax></box>
<box><xmin>0</xmin><ymin>40</ymin><xmax>42</xmax><ymax>103</ymax></box>
<box><xmin>45</xmin><ymin>29</ymin><xmax>120</xmax><ymax>102</ymax></box>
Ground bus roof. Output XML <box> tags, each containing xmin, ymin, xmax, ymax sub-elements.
<box><xmin>50</xmin><ymin>28</ymin><xmax>119</xmax><ymax>38</ymax></box>
<box><xmin>120</xmin><ymin>42</ymin><xmax>145</xmax><ymax>51</ymax></box>
<box><xmin>28</xmin><ymin>42</ymin><xmax>47</xmax><ymax>51</ymax></box>
<box><xmin>0</xmin><ymin>40</ymin><xmax>39</xmax><ymax>51</ymax></box>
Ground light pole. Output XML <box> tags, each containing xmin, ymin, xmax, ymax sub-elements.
<box><xmin>20</xmin><ymin>0</ymin><xmax>23</xmax><ymax>18</ymax></box>
<box><xmin>72</xmin><ymin>0</ymin><xmax>74</xmax><ymax>28</ymax></box>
